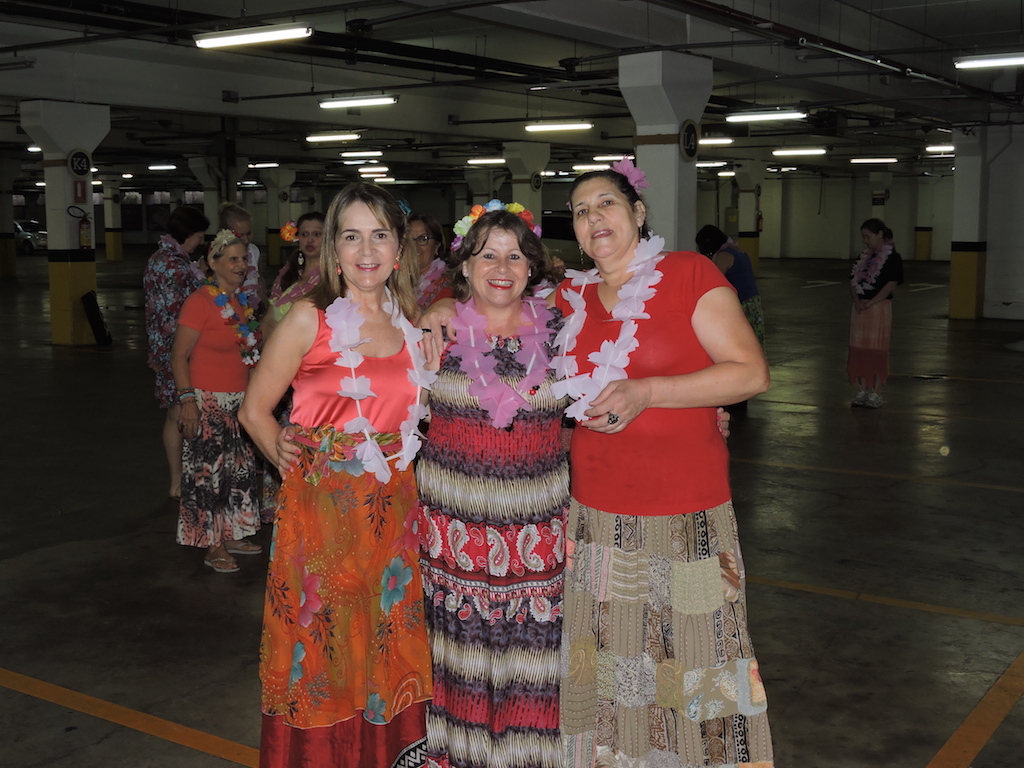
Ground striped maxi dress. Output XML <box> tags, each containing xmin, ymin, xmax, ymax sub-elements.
<box><xmin>416</xmin><ymin>317</ymin><xmax>570</xmax><ymax>768</ymax></box>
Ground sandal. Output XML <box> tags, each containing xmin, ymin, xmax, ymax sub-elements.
<box><xmin>204</xmin><ymin>556</ymin><xmax>239</xmax><ymax>574</ymax></box>
<box><xmin>226</xmin><ymin>540</ymin><xmax>263</xmax><ymax>556</ymax></box>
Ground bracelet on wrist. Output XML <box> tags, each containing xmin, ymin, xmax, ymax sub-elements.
<box><xmin>179</xmin><ymin>393</ymin><xmax>198</xmax><ymax>404</ymax></box>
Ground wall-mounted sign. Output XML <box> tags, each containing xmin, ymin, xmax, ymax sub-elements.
<box><xmin>67</xmin><ymin>149</ymin><xmax>92</xmax><ymax>178</ymax></box>
<box><xmin>679</xmin><ymin>121</ymin><xmax>699</xmax><ymax>162</ymax></box>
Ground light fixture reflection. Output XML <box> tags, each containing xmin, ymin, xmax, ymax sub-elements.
<box><xmin>195</xmin><ymin>22</ymin><xmax>312</xmax><ymax>49</ymax></box>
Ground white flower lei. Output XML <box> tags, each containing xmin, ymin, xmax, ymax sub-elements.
<box><xmin>551</xmin><ymin>235</ymin><xmax>665</xmax><ymax>421</ymax></box>
<box><xmin>324</xmin><ymin>288</ymin><xmax>436</xmax><ymax>483</ymax></box>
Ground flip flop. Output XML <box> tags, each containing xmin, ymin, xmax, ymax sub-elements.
<box><xmin>226</xmin><ymin>541</ymin><xmax>263</xmax><ymax>555</ymax></box>
<box><xmin>204</xmin><ymin>557</ymin><xmax>240</xmax><ymax>574</ymax></box>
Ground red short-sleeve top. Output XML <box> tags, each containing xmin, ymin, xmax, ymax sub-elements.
<box><xmin>289</xmin><ymin>310</ymin><xmax>417</xmax><ymax>432</ymax></box>
<box><xmin>554</xmin><ymin>250</ymin><xmax>733</xmax><ymax>516</ymax></box>
<box><xmin>176</xmin><ymin>287</ymin><xmax>252</xmax><ymax>393</ymax></box>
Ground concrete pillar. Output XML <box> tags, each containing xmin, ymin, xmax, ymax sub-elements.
<box><xmin>20</xmin><ymin>100</ymin><xmax>110</xmax><ymax>345</ymax></box>
<box><xmin>981</xmin><ymin>125</ymin><xmax>1024</xmax><ymax>319</ymax></box>
<box><xmin>261</xmin><ymin>167</ymin><xmax>296</xmax><ymax>268</ymax></box>
<box><xmin>619</xmin><ymin>51</ymin><xmax>713</xmax><ymax>251</ymax></box>
<box><xmin>463</xmin><ymin>169</ymin><xmax>509</xmax><ymax>210</ymax></box>
<box><xmin>188</xmin><ymin>156</ymin><xmax>223</xmax><ymax>227</ymax></box>
<box><xmin>0</xmin><ymin>157</ymin><xmax>19</xmax><ymax>279</ymax></box>
<box><xmin>869</xmin><ymin>171</ymin><xmax>893</xmax><ymax>221</ymax></box>
<box><xmin>734</xmin><ymin>166</ymin><xmax>765</xmax><ymax>276</ymax></box>
<box><xmin>102</xmin><ymin>180</ymin><xmax>123</xmax><ymax>262</ymax></box>
<box><xmin>504</xmin><ymin>142</ymin><xmax>549</xmax><ymax>223</ymax></box>
<box><xmin>950</xmin><ymin>131</ymin><xmax>987</xmax><ymax>319</ymax></box>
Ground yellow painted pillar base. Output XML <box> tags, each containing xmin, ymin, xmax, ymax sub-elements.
<box><xmin>914</xmin><ymin>227</ymin><xmax>933</xmax><ymax>261</ymax></box>
<box><xmin>105</xmin><ymin>230</ymin><xmax>123</xmax><ymax>262</ymax></box>
<box><xmin>738</xmin><ymin>232</ymin><xmax>760</xmax><ymax>278</ymax></box>
<box><xmin>266</xmin><ymin>230</ymin><xmax>284</xmax><ymax>268</ymax></box>
<box><xmin>949</xmin><ymin>243</ymin><xmax>986</xmax><ymax>319</ymax></box>
<box><xmin>48</xmin><ymin>256</ymin><xmax>99</xmax><ymax>345</ymax></box>
<box><xmin>0</xmin><ymin>235</ymin><xmax>15</xmax><ymax>279</ymax></box>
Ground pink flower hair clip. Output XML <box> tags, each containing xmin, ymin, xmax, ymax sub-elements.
<box><xmin>611</xmin><ymin>158</ymin><xmax>649</xmax><ymax>195</ymax></box>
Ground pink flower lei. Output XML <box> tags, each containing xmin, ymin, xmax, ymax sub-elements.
<box><xmin>447</xmin><ymin>296</ymin><xmax>555</xmax><ymax>429</ymax></box>
<box><xmin>324</xmin><ymin>290</ymin><xmax>436</xmax><ymax>482</ymax></box>
<box><xmin>851</xmin><ymin>241</ymin><xmax>894</xmax><ymax>295</ymax></box>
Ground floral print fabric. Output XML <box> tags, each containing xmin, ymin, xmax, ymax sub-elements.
<box><xmin>144</xmin><ymin>235</ymin><xmax>203</xmax><ymax>407</ymax></box>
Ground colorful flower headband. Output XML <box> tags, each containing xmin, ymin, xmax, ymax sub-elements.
<box><xmin>208</xmin><ymin>228</ymin><xmax>242</xmax><ymax>258</ymax></box>
<box><xmin>279</xmin><ymin>220</ymin><xmax>298</xmax><ymax>243</ymax></box>
<box><xmin>451</xmin><ymin>199</ymin><xmax>541</xmax><ymax>251</ymax></box>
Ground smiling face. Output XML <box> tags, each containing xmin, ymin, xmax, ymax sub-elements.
<box><xmin>335</xmin><ymin>201</ymin><xmax>401</xmax><ymax>296</ymax></box>
<box><xmin>297</xmin><ymin>219</ymin><xmax>324</xmax><ymax>262</ymax></box>
<box><xmin>210</xmin><ymin>242</ymin><xmax>248</xmax><ymax>292</ymax></box>
<box><xmin>463</xmin><ymin>227</ymin><xmax>530</xmax><ymax>313</ymax></box>
<box><xmin>409</xmin><ymin>219</ymin><xmax>439</xmax><ymax>269</ymax></box>
<box><xmin>570</xmin><ymin>177</ymin><xmax>646</xmax><ymax>268</ymax></box>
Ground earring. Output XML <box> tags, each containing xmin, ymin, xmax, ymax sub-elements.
<box><xmin>393</xmin><ymin>260</ymin><xmax>400</xmax><ymax>271</ymax></box>
<box><xmin>336</xmin><ymin>263</ymin><xmax>342</xmax><ymax>276</ymax></box>
<box><xmin>297</xmin><ymin>252</ymin><xmax>305</xmax><ymax>267</ymax></box>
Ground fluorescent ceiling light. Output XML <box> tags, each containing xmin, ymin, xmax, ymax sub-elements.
<box><xmin>850</xmin><ymin>158</ymin><xmax>898</xmax><ymax>164</ymax></box>
<box><xmin>359</xmin><ymin>166</ymin><xmax>389</xmax><ymax>173</ymax></box>
<box><xmin>726</xmin><ymin>109</ymin><xmax>807</xmax><ymax>123</ymax></box>
<box><xmin>121</xmin><ymin>173</ymin><xmax>133</xmax><ymax>179</ymax></box>
<box><xmin>249</xmin><ymin>162</ymin><xmax>280</xmax><ymax>169</ymax></box>
<box><xmin>593</xmin><ymin>154</ymin><xmax>632</xmax><ymax>161</ymax></box>
<box><xmin>27</xmin><ymin>145</ymin><xmax>41</xmax><ymax>152</ymax></box>
<box><xmin>375</xmin><ymin>177</ymin><xmax>396</xmax><ymax>183</ymax></box>
<box><xmin>718</xmin><ymin>171</ymin><xmax>736</xmax><ymax>177</ymax></box>
<box><xmin>306</xmin><ymin>133</ymin><xmax>360</xmax><ymax>142</ymax></box>
<box><xmin>148</xmin><ymin>164</ymin><xmax>177</xmax><ymax>170</ymax></box>
<box><xmin>695</xmin><ymin>161</ymin><xmax>727</xmax><ymax>168</ymax></box>
<box><xmin>926</xmin><ymin>145</ymin><xmax>955</xmax><ymax>153</ymax></box>
<box><xmin>240</xmin><ymin>180</ymin><xmax>258</xmax><ymax>186</ymax></box>
<box><xmin>929</xmin><ymin>153</ymin><xmax>955</xmax><ymax>159</ymax></box>
<box><xmin>525</xmin><ymin>122</ymin><xmax>593</xmax><ymax>132</ymax></box>
<box><xmin>90</xmin><ymin>166</ymin><xmax>98</xmax><ymax>173</ymax></box>
<box><xmin>467</xmin><ymin>158</ymin><xmax>505</xmax><ymax>165</ymax></box>
<box><xmin>540</xmin><ymin>171</ymin><xmax>557</xmax><ymax>176</ymax></box>
<box><xmin>572</xmin><ymin>163</ymin><xmax>610</xmax><ymax>171</ymax></box>
<box><xmin>320</xmin><ymin>95</ymin><xmax>397</xmax><ymax>109</ymax></box>
<box><xmin>954</xmin><ymin>52</ymin><xmax>1024</xmax><ymax>69</ymax></box>
<box><xmin>35</xmin><ymin>181</ymin><xmax>45</xmax><ymax>187</ymax></box>
<box><xmin>772</xmin><ymin>148</ymin><xmax>826</xmax><ymax>156</ymax></box>
<box><xmin>699</xmin><ymin>137</ymin><xmax>734</xmax><ymax>146</ymax></box>
<box><xmin>341</xmin><ymin>150</ymin><xmax>383</xmax><ymax>158</ymax></box>
<box><xmin>91</xmin><ymin>180</ymin><xmax>102</xmax><ymax>185</ymax></box>
<box><xmin>195</xmin><ymin>22</ymin><xmax>312</xmax><ymax>49</ymax></box>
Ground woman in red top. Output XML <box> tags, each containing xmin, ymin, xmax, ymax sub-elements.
<box><xmin>555</xmin><ymin>162</ymin><xmax>773</xmax><ymax>767</ymax></box>
<box><xmin>171</xmin><ymin>230</ymin><xmax>262</xmax><ymax>573</ymax></box>
<box><xmin>239</xmin><ymin>184</ymin><xmax>432</xmax><ymax>768</ymax></box>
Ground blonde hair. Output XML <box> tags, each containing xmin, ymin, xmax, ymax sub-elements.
<box><xmin>311</xmin><ymin>183</ymin><xmax>420</xmax><ymax>321</ymax></box>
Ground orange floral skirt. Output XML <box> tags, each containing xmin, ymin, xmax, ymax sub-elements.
<box><xmin>259</xmin><ymin>427</ymin><xmax>430</xmax><ymax>768</ymax></box>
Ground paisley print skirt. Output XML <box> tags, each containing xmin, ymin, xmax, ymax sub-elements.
<box><xmin>561</xmin><ymin>500</ymin><xmax>774</xmax><ymax>768</ymax></box>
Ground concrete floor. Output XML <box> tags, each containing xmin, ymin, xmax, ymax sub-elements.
<box><xmin>1</xmin><ymin>249</ymin><xmax>1022</xmax><ymax>767</ymax></box>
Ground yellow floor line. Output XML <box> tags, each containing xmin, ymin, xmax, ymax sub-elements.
<box><xmin>732</xmin><ymin>457</ymin><xmax>1024</xmax><ymax>495</ymax></box>
<box><xmin>925</xmin><ymin>650</ymin><xmax>1024</xmax><ymax>768</ymax></box>
<box><xmin>0</xmin><ymin>667</ymin><xmax>258</xmax><ymax>767</ymax></box>
<box><xmin>747</xmin><ymin>576</ymin><xmax>1024</xmax><ymax>627</ymax></box>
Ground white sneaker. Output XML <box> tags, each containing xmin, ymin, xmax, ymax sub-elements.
<box><xmin>865</xmin><ymin>393</ymin><xmax>883</xmax><ymax>408</ymax></box>
<box><xmin>851</xmin><ymin>391</ymin><xmax>869</xmax><ymax>407</ymax></box>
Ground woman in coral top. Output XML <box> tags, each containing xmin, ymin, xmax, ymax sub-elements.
<box><xmin>171</xmin><ymin>230</ymin><xmax>262</xmax><ymax>574</ymax></box>
<box><xmin>555</xmin><ymin>161</ymin><xmax>774</xmax><ymax>767</ymax></box>
<box><xmin>239</xmin><ymin>183</ymin><xmax>433</xmax><ymax>768</ymax></box>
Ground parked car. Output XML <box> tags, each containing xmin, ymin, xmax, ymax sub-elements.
<box><xmin>15</xmin><ymin>219</ymin><xmax>47</xmax><ymax>254</ymax></box>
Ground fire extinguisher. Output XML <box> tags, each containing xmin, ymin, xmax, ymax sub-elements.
<box><xmin>68</xmin><ymin>205</ymin><xmax>91</xmax><ymax>249</ymax></box>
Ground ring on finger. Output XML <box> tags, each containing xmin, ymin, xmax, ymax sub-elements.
<box><xmin>607</xmin><ymin>413</ymin><xmax>620</xmax><ymax>425</ymax></box>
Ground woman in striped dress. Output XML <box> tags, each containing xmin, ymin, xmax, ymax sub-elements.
<box><xmin>416</xmin><ymin>204</ymin><xmax>568</xmax><ymax>768</ymax></box>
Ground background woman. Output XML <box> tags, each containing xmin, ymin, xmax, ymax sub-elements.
<box><xmin>171</xmin><ymin>230</ymin><xmax>262</xmax><ymax>573</ymax></box>
<box><xmin>848</xmin><ymin>218</ymin><xmax>903</xmax><ymax>408</ymax></box>
<box><xmin>263</xmin><ymin>211</ymin><xmax>325</xmax><ymax>340</ymax></box>
<box><xmin>695</xmin><ymin>223</ymin><xmax>766</xmax><ymax>356</ymax></box>
<box><xmin>239</xmin><ymin>183</ymin><xmax>432</xmax><ymax>768</ymax></box>
<box><xmin>417</xmin><ymin>205</ymin><xmax>567</xmax><ymax>768</ymax></box>
<box><xmin>144</xmin><ymin>204</ymin><xmax>209</xmax><ymax>499</ymax></box>
<box><xmin>409</xmin><ymin>212</ymin><xmax>454</xmax><ymax>309</ymax></box>
<box><xmin>556</xmin><ymin>161</ymin><xmax>773</xmax><ymax>767</ymax></box>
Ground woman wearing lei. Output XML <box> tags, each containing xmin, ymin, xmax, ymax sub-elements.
<box><xmin>416</xmin><ymin>203</ymin><xmax>568</xmax><ymax>768</ymax></box>
<box><xmin>171</xmin><ymin>229</ymin><xmax>263</xmax><ymax>574</ymax></box>
<box><xmin>847</xmin><ymin>218</ymin><xmax>903</xmax><ymax>408</ymax></box>
<box><xmin>553</xmin><ymin>160</ymin><xmax>774</xmax><ymax>767</ymax></box>
<box><xmin>239</xmin><ymin>183</ymin><xmax>433</xmax><ymax>768</ymax></box>
<box><xmin>263</xmin><ymin>211</ymin><xmax>326</xmax><ymax>341</ymax></box>
<box><xmin>409</xmin><ymin>212</ymin><xmax>455</xmax><ymax>310</ymax></box>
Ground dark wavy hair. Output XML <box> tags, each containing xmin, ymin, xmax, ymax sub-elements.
<box><xmin>165</xmin><ymin>205</ymin><xmax>209</xmax><ymax>245</ymax></box>
<box><xmin>279</xmin><ymin>211</ymin><xmax>325</xmax><ymax>293</ymax></box>
<box><xmin>448</xmin><ymin>209</ymin><xmax>556</xmax><ymax>302</ymax></box>
<box><xmin>567</xmin><ymin>169</ymin><xmax>650</xmax><ymax>236</ymax></box>
<box><xmin>311</xmin><ymin>183</ymin><xmax>420</xmax><ymax>321</ymax></box>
